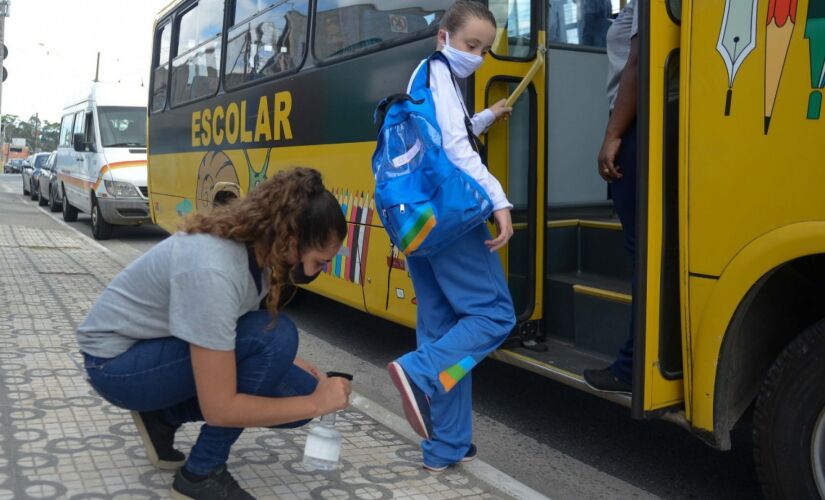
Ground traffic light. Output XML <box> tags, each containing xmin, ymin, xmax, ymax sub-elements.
<box><xmin>1</xmin><ymin>43</ymin><xmax>7</xmax><ymax>82</ymax></box>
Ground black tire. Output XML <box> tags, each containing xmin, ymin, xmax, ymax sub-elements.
<box><xmin>61</xmin><ymin>187</ymin><xmax>78</xmax><ymax>222</ymax></box>
<box><xmin>48</xmin><ymin>187</ymin><xmax>60</xmax><ymax>212</ymax></box>
<box><xmin>753</xmin><ymin>319</ymin><xmax>825</xmax><ymax>500</ymax></box>
<box><xmin>90</xmin><ymin>197</ymin><xmax>113</xmax><ymax>240</ymax></box>
<box><xmin>37</xmin><ymin>186</ymin><xmax>48</xmax><ymax>206</ymax></box>
<box><xmin>30</xmin><ymin>181</ymin><xmax>38</xmax><ymax>200</ymax></box>
<box><xmin>22</xmin><ymin>177</ymin><xmax>28</xmax><ymax>195</ymax></box>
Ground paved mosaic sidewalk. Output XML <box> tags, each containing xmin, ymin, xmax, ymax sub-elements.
<box><xmin>0</xmin><ymin>223</ymin><xmax>508</xmax><ymax>499</ymax></box>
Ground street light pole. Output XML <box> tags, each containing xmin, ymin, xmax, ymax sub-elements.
<box><xmin>0</xmin><ymin>1</ymin><xmax>8</xmax><ymax>164</ymax></box>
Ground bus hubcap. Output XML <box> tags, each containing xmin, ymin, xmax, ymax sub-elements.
<box><xmin>813</xmin><ymin>405</ymin><xmax>825</xmax><ymax>498</ymax></box>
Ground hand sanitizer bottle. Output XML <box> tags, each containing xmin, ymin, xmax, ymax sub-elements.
<box><xmin>302</xmin><ymin>371</ymin><xmax>353</xmax><ymax>471</ymax></box>
<box><xmin>302</xmin><ymin>412</ymin><xmax>341</xmax><ymax>471</ymax></box>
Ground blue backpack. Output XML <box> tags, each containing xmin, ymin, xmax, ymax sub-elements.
<box><xmin>371</xmin><ymin>52</ymin><xmax>493</xmax><ymax>257</ymax></box>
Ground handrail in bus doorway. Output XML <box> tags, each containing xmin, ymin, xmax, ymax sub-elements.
<box><xmin>505</xmin><ymin>45</ymin><xmax>547</xmax><ymax>108</ymax></box>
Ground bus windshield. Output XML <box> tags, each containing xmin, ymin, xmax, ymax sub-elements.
<box><xmin>98</xmin><ymin>106</ymin><xmax>147</xmax><ymax>148</ymax></box>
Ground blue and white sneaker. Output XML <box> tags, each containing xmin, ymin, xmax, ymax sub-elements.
<box><xmin>387</xmin><ymin>361</ymin><xmax>432</xmax><ymax>440</ymax></box>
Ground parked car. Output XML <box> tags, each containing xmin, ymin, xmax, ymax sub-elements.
<box><xmin>37</xmin><ymin>152</ymin><xmax>60</xmax><ymax>211</ymax></box>
<box><xmin>25</xmin><ymin>152</ymin><xmax>52</xmax><ymax>201</ymax></box>
<box><xmin>4</xmin><ymin>158</ymin><xmax>24</xmax><ymax>174</ymax></box>
<box><xmin>21</xmin><ymin>156</ymin><xmax>34</xmax><ymax>196</ymax></box>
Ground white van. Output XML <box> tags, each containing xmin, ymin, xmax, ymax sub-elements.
<box><xmin>56</xmin><ymin>83</ymin><xmax>150</xmax><ymax>239</ymax></box>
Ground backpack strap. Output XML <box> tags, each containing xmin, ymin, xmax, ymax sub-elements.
<box><xmin>374</xmin><ymin>93</ymin><xmax>424</xmax><ymax>129</ymax></box>
<box><xmin>425</xmin><ymin>52</ymin><xmax>486</xmax><ymax>158</ymax></box>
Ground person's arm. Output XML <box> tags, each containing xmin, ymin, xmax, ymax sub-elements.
<box><xmin>598</xmin><ymin>34</ymin><xmax>639</xmax><ymax>181</ymax></box>
<box><xmin>168</xmin><ymin>269</ymin><xmax>350</xmax><ymax>428</ymax></box>
<box><xmin>191</xmin><ymin>346</ymin><xmax>350</xmax><ymax>428</ymax></box>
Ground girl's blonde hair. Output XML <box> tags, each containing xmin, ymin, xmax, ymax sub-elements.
<box><xmin>440</xmin><ymin>0</ymin><xmax>497</xmax><ymax>33</ymax></box>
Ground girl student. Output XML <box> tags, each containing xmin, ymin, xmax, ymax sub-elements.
<box><xmin>77</xmin><ymin>168</ymin><xmax>351</xmax><ymax>500</ymax></box>
<box><xmin>387</xmin><ymin>0</ymin><xmax>517</xmax><ymax>472</ymax></box>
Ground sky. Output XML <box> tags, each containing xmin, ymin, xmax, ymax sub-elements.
<box><xmin>2</xmin><ymin>0</ymin><xmax>171</xmax><ymax>124</ymax></box>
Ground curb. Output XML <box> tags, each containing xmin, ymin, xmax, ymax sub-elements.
<box><xmin>351</xmin><ymin>393</ymin><xmax>551</xmax><ymax>500</ymax></box>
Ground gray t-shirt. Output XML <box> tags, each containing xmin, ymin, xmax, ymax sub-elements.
<box><xmin>606</xmin><ymin>0</ymin><xmax>640</xmax><ymax>110</ymax></box>
<box><xmin>77</xmin><ymin>232</ymin><xmax>269</xmax><ymax>358</ymax></box>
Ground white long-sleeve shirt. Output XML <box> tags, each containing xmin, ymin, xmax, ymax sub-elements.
<box><xmin>407</xmin><ymin>57</ymin><xmax>513</xmax><ymax>211</ymax></box>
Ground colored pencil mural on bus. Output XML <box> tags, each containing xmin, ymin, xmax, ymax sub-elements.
<box><xmin>805</xmin><ymin>0</ymin><xmax>825</xmax><ymax>119</ymax></box>
<box><xmin>765</xmin><ymin>0</ymin><xmax>798</xmax><ymax>133</ymax></box>
<box><xmin>325</xmin><ymin>189</ymin><xmax>375</xmax><ymax>284</ymax></box>
<box><xmin>717</xmin><ymin>0</ymin><xmax>759</xmax><ymax>115</ymax></box>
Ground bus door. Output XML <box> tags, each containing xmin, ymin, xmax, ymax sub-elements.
<box><xmin>633</xmin><ymin>0</ymin><xmax>684</xmax><ymax>416</ymax></box>
<box><xmin>476</xmin><ymin>0</ymin><xmax>545</xmax><ymax>332</ymax></box>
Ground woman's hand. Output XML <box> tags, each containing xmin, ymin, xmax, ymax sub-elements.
<box><xmin>294</xmin><ymin>356</ymin><xmax>322</xmax><ymax>380</ymax></box>
<box><xmin>485</xmin><ymin>209</ymin><xmax>514</xmax><ymax>252</ymax></box>
<box><xmin>489</xmin><ymin>99</ymin><xmax>513</xmax><ymax>121</ymax></box>
<box><xmin>311</xmin><ymin>374</ymin><xmax>352</xmax><ymax>415</ymax></box>
<box><xmin>597</xmin><ymin>135</ymin><xmax>623</xmax><ymax>182</ymax></box>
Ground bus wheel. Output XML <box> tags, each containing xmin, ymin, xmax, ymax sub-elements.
<box><xmin>90</xmin><ymin>196</ymin><xmax>113</xmax><ymax>240</ymax></box>
<box><xmin>62</xmin><ymin>187</ymin><xmax>78</xmax><ymax>222</ymax></box>
<box><xmin>753</xmin><ymin>319</ymin><xmax>825</xmax><ymax>500</ymax></box>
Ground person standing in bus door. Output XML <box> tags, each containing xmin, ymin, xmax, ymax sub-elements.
<box><xmin>583</xmin><ymin>0</ymin><xmax>639</xmax><ymax>395</ymax></box>
<box><xmin>76</xmin><ymin>168</ymin><xmax>351</xmax><ymax>500</ymax></box>
<box><xmin>386</xmin><ymin>0</ymin><xmax>517</xmax><ymax>472</ymax></box>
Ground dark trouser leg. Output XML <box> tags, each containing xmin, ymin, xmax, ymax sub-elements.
<box><xmin>84</xmin><ymin>311</ymin><xmax>315</xmax><ymax>476</ymax></box>
<box><xmin>607</xmin><ymin>120</ymin><xmax>637</xmax><ymax>384</ymax></box>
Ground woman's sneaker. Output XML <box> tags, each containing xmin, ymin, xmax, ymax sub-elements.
<box><xmin>387</xmin><ymin>361</ymin><xmax>432</xmax><ymax>440</ymax></box>
<box><xmin>424</xmin><ymin>444</ymin><xmax>478</xmax><ymax>472</ymax></box>
<box><xmin>131</xmin><ymin>410</ymin><xmax>186</xmax><ymax>470</ymax></box>
<box><xmin>171</xmin><ymin>464</ymin><xmax>254</xmax><ymax>500</ymax></box>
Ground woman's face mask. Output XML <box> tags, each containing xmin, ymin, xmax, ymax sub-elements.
<box><xmin>289</xmin><ymin>241</ymin><xmax>340</xmax><ymax>285</ymax></box>
<box><xmin>290</xmin><ymin>263</ymin><xmax>321</xmax><ymax>285</ymax></box>
<box><xmin>442</xmin><ymin>31</ymin><xmax>484</xmax><ymax>78</ymax></box>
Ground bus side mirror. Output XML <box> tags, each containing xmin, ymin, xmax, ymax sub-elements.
<box><xmin>73</xmin><ymin>133</ymin><xmax>85</xmax><ymax>152</ymax></box>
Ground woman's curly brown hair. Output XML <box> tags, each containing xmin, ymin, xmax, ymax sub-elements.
<box><xmin>180</xmin><ymin>167</ymin><xmax>346</xmax><ymax>316</ymax></box>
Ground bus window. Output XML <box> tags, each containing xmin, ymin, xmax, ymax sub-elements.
<box><xmin>313</xmin><ymin>0</ymin><xmax>449</xmax><ymax>62</ymax></box>
<box><xmin>170</xmin><ymin>0</ymin><xmax>225</xmax><ymax>106</ymax></box>
<box><xmin>152</xmin><ymin>23</ymin><xmax>172</xmax><ymax>113</ymax></box>
<box><xmin>59</xmin><ymin>114</ymin><xmax>74</xmax><ymax>147</ymax></box>
<box><xmin>488</xmin><ymin>0</ymin><xmax>533</xmax><ymax>58</ymax></box>
<box><xmin>225</xmin><ymin>0</ymin><xmax>309</xmax><ymax>89</ymax></box>
<box><xmin>547</xmin><ymin>0</ymin><xmax>616</xmax><ymax>48</ymax></box>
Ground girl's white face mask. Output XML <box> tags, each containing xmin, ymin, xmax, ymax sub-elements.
<box><xmin>442</xmin><ymin>32</ymin><xmax>484</xmax><ymax>78</ymax></box>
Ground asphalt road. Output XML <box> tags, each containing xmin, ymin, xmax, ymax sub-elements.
<box><xmin>0</xmin><ymin>173</ymin><xmax>762</xmax><ymax>499</ymax></box>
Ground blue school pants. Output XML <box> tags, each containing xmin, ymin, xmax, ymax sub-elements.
<box><xmin>398</xmin><ymin>223</ymin><xmax>516</xmax><ymax>467</ymax></box>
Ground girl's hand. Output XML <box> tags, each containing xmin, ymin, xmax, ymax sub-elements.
<box><xmin>485</xmin><ymin>209</ymin><xmax>514</xmax><ymax>252</ymax></box>
<box><xmin>311</xmin><ymin>374</ymin><xmax>351</xmax><ymax>415</ymax></box>
<box><xmin>295</xmin><ymin>356</ymin><xmax>323</xmax><ymax>380</ymax></box>
<box><xmin>489</xmin><ymin>99</ymin><xmax>513</xmax><ymax>121</ymax></box>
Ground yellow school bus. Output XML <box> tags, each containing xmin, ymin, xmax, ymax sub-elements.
<box><xmin>147</xmin><ymin>0</ymin><xmax>825</xmax><ymax>495</ymax></box>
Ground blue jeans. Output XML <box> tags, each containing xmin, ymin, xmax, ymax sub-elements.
<box><xmin>83</xmin><ymin>311</ymin><xmax>317</xmax><ymax>476</ymax></box>
<box><xmin>609</xmin><ymin>120</ymin><xmax>637</xmax><ymax>384</ymax></box>
<box><xmin>400</xmin><ymin>224</ymin><xmax>516</xmax><ymax>467</ymax></box>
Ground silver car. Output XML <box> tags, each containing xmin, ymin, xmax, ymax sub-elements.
<box><xmin>37</xmin><ymin>152</ymin><xmax>61</xmax><ymax>211</ymax></box>
<box><xmin>21</xmin><ymin>153</ymin><xmax>50</xmax><ymax>200</ymax></box>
